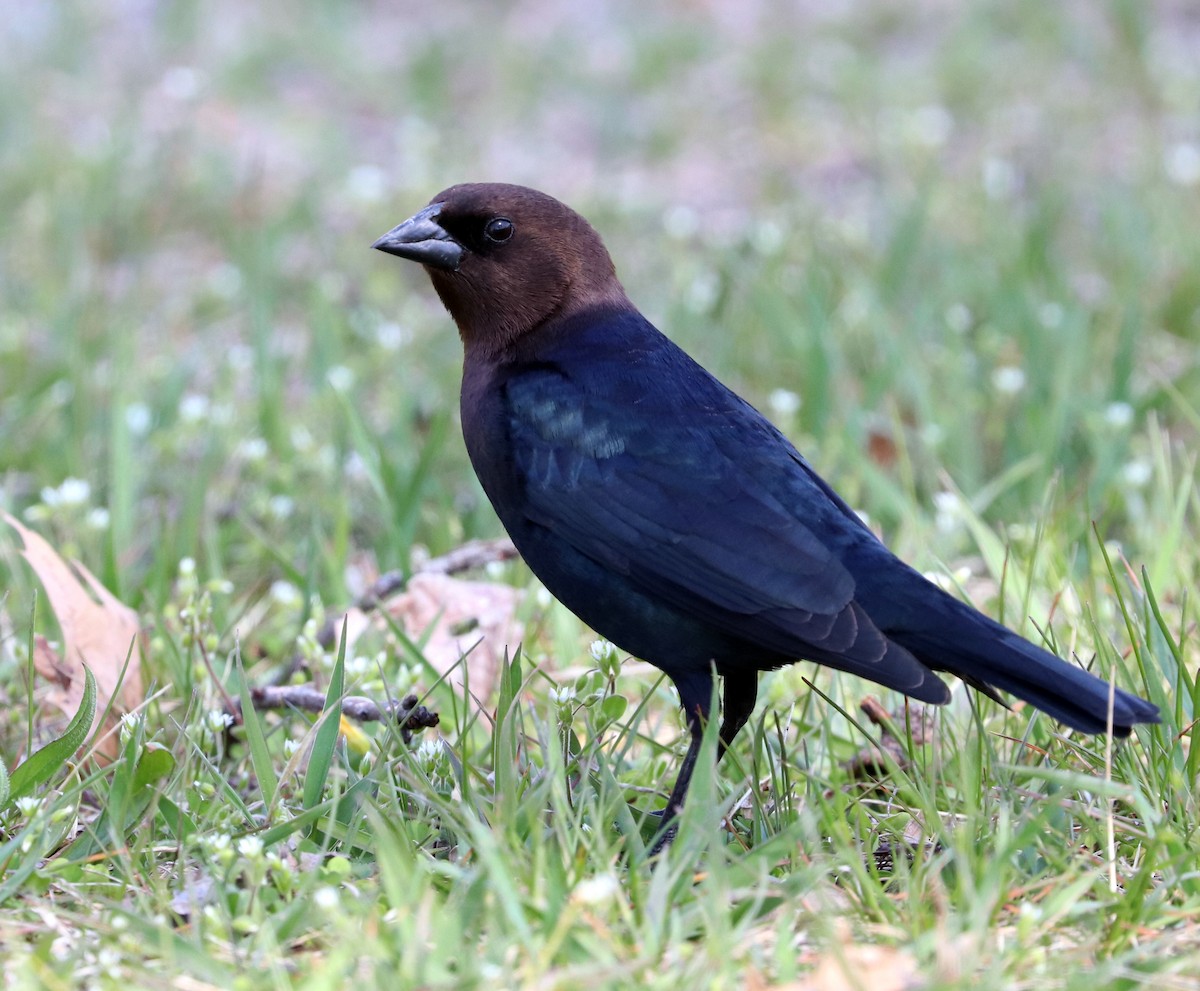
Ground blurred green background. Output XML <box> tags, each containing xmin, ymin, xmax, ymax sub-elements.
<box><xmin>3</xmin><ymin>0</ymin><xmax>1197</xmax><ymax>608</ymax></box>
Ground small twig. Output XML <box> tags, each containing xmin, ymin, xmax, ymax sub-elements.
<box><xmin>317</xmin><ymin>537</ymin><xmax>518</xmax><ymax>647</ymax></box>
<box><xmin>237</xmin><ymin>538</ymin><xmax>509</xmax><ymax>733</ymax></box>
<box><xmin>238</xmin><ymin>686</ymin><xmax>440</xmax><ymax>745</ymax></box>
<box><xmin>369</xmin><ymin>537</ymin><xmax>519</xmax><ymax>603</ymax></box>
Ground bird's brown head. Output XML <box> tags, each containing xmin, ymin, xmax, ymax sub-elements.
<box><xmin>372</xmin><ymin>183</ymin><xmax>627</xmax><ymax>357</ymax></box>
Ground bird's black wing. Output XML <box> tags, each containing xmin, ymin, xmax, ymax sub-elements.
<box><xmin>501</xmin><ymin>325</ymin><xmax>942</xmax><ymax>698</ymax></box>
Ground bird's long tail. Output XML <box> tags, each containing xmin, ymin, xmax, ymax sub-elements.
<box><xmin>895</xmin><ymin>600</ymin><xmax>1159</xmax><ymax>736</ymax></box>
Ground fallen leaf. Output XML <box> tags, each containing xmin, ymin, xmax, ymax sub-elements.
<box><xmin>805</xmin><ymin>941</ymin><xmax>922</xmax><ymax>991</ymax></box>
<box><xmin>382</xmin><ymin>571</ymin><xmax>523</xmax><ymax>699</ymax></box>
<box><xmin>3</xmin><ymin>512</ymin><xmax>145</xmax><ymax>758</ymax></box>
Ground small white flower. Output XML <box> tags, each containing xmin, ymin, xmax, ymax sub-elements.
<box><xmin>375</xmin><ymin>321</ymin><xmax>412</xmax><ymax>350</ymax></box>
<box><xmin>768</xmin><ymin>389</ymin><xmax>801</xmax><ymax>416</ymax></box>
<box><xmin>933</xmin><ymin>490</ymin><xmax>962</xmax><ymax>533</ymax></box>
<box><xmin>86</xmin><ymin>507</ymin><xmax>110</xmax><ymax>530</ymax></box>
<box><xmin>205</xmin><ymin>710</ymin><xmax>235</xmax><ymax>734</ymax></box>
<box><xmin>236</xmin><ymin>437</ymin><xmax>269</xmax><ymax>461</ymax></box>
<box><xmin>751</xmin><ymin>220</ymin><xmax>784</xmax><ymax>255</ymax></box>
<box><xmin>944</xmin><ymin>303</ymin><xmax>972</xmax><ymax>333</ymax></box>
<box><xmin>572</xmin><ymin>873</ymin><xmax>620</xmax><ymax>906</ymax></box>
<box><xmin>932</xmin><ymin>491</ymin><xmax>960</xmax><ymax>515</ymax></box>
<box><xmin>1165</xmin><ymin>142</ymin><xmax>1200</xmax><ymax>186</ymax></box>
<box><xmin>178</xmin><ymin>394</ymin><xmax>210</xmax><ymax>423</ymax></box>
<box><xmin>15</xmin><ymin>796</ymin><xmax>41</xmax><ymax>818</ymax></box>
<box><xmin>237</xmin><ymin>836</ymin><xmax>264</xmax><ymax>859</ymax></box>
<box><xmin>49</xmin><ymin>932</ymin><xmax>71</xmax><ymax>961</ymax></box>
<box><xmin>920</xmin><ymin>423</ymin><xmax>944</xmax><ymax>448</ymax></box>
<box><xmin>283</xmin><ymin>739</ymin><xmax>303</xmax><ymax>759</ymax></box>
<box><xmin>415</xmin><ymin>739</ymin><xmax>443</xmax><ymax>775</ymax></box>
<box><xmin>124</xmin><ymin>403</ymin><xmax>152</xmax><ymax>436</ymax></box>
<box><xmin>313</xmin><ymin>887</ymin><xmax>340</xmax><ymax>911</ymax></box>
<box><xmin>992</xmin><ymin>366</ymin><xmax>1026</xmax><ymax>395</ymax></box>
<box><xmin>179</xmin><ymin>557</ymin><xmax>196</xmax><ymax>577</ymax></box>
<box><xmin>97</xmin><ymin>946</ymin><xmax>122</xmax><ymax>974</ymax></box>
<box><xmin>1121</xmin><ymin>460</ymin><xmax>1152</xmax><ymax>488</ymax></box>
<box><xmin>57</xmin><ymin>478</ymin><xmax>91</xmax><ymax>506</ymax></box>
<box><xmin>119</xmin><ymin>711</ymin><xmax>144</xmax><ymax>745</ymax></box>
<box><xmin>982</xmin><ymin>157</ymin><xmax>1017</xmax><ymax>200</ymax></box>
<box><xmin>326</xmin><ymin>365</ymin><xmax>355</xmax><ymax>393</ymax></box>
<box><xmin>203</xmin><ymin>833</ymin><xmax>232</xmax><ymax>854</ymax></box>
<box><xmin>589</xmin><ymin>640</ymin><xmax>615</xmax><ymax>664</ymax></box>
<box><xmin>267</xmin><ymin>495</ymin><xmax>294</xmax><ymax>520</ymax></box>
<box><xmin>550</xmin><ymin>686</ymin><xmax>577</xmax><ymax>707</ymax></box>
<box><xmin>685</xmin><ymin>271</ymin><xmax>719</xmax><ymax>313</ymax></box>
<box><xmin>923</xmin><ymin>571</ymin><xmax>955</xmax><ymax>592</ymax></box>
<box><xmin>290</xmin><ymin>426</ymin><xmax>314</xmax><ymax>451</ymax></box>
<box><xmin>1104</xmin><ymin>402</ymin><xmax>1134</xmax><ymax>429</ymax></box>
<box><xmin>270</xmin><ymin>580</ymin><xmax>301</xmax><ymax>607</ymax></box>
<box><xmin>342</xmin><ymin>451</ymin><xmax>369</xmax><ymax>483</ymax></box>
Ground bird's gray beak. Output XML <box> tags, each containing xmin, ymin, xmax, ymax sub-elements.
<box><xmin>371</xmin><ymin>203</ymin><xmax>464</xmax><ymax>272</ymax></box>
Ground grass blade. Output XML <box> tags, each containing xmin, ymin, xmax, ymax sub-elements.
<box><xmin>303</xmin><ymin>618</ymin><xmax>347</xmax><ymax>809</ymax></box>
<box><xmin>7</xmin><ymin>666</ymin><xmax>96</xmax><ymax>808</ymax></box>
<box><xmin>235</xmin><ymin>646</ymin><xmax>277</xmax><ymax>809</ymax></box>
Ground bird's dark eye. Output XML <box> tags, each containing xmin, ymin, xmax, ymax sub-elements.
<box><xmin>484</xmin><ymin>217</ymin><xmax>514</xmax><ymax>244</ymax></box>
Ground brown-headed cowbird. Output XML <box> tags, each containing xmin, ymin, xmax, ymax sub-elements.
<box><xmin>372</xmin><ymin>183</ymin><xmax>1159</xmax><ymax>838</ymax></box>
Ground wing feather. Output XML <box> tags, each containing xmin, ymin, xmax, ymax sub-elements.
<box><xmin>505</xmin><ymin>363</ymin><xmax>880</xmax><ymax>655</ymax></box>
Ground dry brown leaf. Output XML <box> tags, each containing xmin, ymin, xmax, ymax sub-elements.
<box><xmin>382</xmin><ymin>571</ymin><xmax>523</xmax><ymax>699</ymax></box>
<box><xmin>804</xmin><ymin>941</ymin><xmax>922</xmax><ymax>991</ymax></box>
<box><xmin>3</xmin><ymin>512</ymin><xmax>145</xmax><ymax>756</ymax></box>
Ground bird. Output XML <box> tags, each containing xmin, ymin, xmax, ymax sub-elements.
<box><xmin>372</xmin><ymin>182</ymin><xmax>1159</xmax><ymax>842</ymax></box>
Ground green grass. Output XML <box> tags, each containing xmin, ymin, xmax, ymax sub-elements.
<box><xmin>2</xmin><ymin>1</ymin><xmax>1199</xmax><ymax>987</ymax></box>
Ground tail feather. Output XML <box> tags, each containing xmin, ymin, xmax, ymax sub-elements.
<box><xmin>895</xmin><ymin>609</ymin><xmax>1159</xmax><ymax>736</ymax></box>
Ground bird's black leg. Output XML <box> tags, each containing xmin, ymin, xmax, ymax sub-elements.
<box><xmin>717</xmin><ymin>673</ymin><xmax>757</xmax><ymax>762</ymax></box>
<box><xmin>649</xmin><ymin>672</ymin><xmax>760</xmax><ymax>857</ymax></box>
<box><xmin>647</xmin><ymin>671</ymin><xmax>713</xmax><ymax>854</ymax></box>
